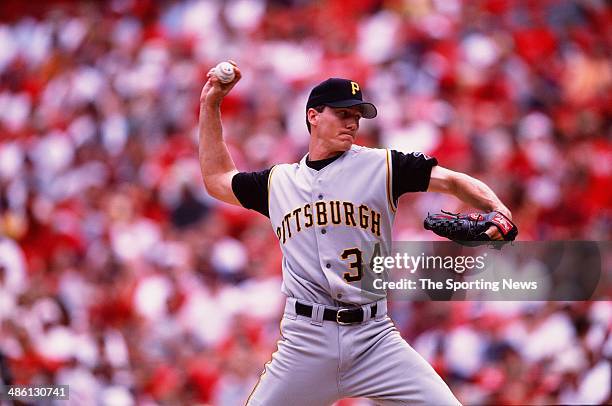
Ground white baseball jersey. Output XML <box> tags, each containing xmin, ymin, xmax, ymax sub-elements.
<box><xmin>268</xmin><ymin>145</ymin><xmax>395</xmax><ymax>305</ymax></box>
<box><xmin>237</xmin><ymin>144</ymin><xmax>459</xmax><ymax>406</ymax></box>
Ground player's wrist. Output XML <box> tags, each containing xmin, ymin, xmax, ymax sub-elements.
<box><xmin>202</xmin><ymin>96</ymin><xmax>222</xmax><ymax>110</ymax></box>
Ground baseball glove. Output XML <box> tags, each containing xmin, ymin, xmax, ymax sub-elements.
<box><xmin>424</xmin><ymin>210</ymin><xmax>518</xmax><ymax>246</ymax></box>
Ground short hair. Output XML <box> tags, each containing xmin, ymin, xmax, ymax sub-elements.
<box><xmin>306</xmin><ymin>105</ymin><xmax>326</xmax><ymax>134</ymax></box>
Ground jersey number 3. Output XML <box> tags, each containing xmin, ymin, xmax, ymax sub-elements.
<box><xmin>340</xmin><ymin>243</ymin><xmax>381</xmax><ymax>283</ymax></box>
<box><xmin>340</xmin><ymin>248</ymin><xmax>363</xmax><ymax>282</ymax></box>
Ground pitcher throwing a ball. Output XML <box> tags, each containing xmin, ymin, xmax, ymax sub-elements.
<box><xmin>199</xmin><ymin>61</ymin><xmax>516</xmax><ymax>405</ymax></box>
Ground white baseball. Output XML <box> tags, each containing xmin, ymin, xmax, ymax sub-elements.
<box><xmin>214</xmin><ymin>62</ymin><xmax>235</xmax><ymax>83</ymax></box>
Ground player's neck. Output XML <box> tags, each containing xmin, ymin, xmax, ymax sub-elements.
<box><xmin>308</xmin><ymin>138</ymin><xmax>348</xmax><ymax>161</ymax></box>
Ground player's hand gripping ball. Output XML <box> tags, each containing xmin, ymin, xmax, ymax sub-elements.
<box><xmin>214</xmin><ymin>62</ymin><xmax>236</xmax><ymax>83</ymax></box>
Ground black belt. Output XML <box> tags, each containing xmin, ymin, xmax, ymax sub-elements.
<box><xmin>295</xmin><ymin>301</ymin><xmax>378</xmax><ymax>325</ymax></box>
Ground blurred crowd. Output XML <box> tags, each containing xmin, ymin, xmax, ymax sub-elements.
<box><xmin>0</xmin><ymin>0</ymin><xmax>610</xmax><ymax>404</ymax></box>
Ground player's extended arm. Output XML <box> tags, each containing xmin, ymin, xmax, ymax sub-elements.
<box><xmin>198</xmin><ymin>61</ymin><xmax>242</xmax><ymax>205</ymax></box>
<box><xmin>427</xmin><ymin>166</ymin><xmax>512</xmax><ymax>239</ymax></box>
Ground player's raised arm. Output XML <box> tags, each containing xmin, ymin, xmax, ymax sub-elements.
<box><xmin>427</xmin><ymin>166</ymin><xmax>511</xmax><ymax>217</ymax></box>
<box><xmin>427</xmin><ymin>165</ymin><xmax>512</xmax><ymax>240</ymax></box>
<box><xmin>198</xmin><ymin>61</ymin><xmax>242</xmax><ymax>205</ymax></box>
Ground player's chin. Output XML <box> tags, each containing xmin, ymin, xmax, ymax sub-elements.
<box><xmin>334</xmin><ymin>141</ymin><xmax>353</xmax><ymax>152</ymax></box>
<box><xmin>336</xmin><ymin>135</ymin><xmax>354</xmax><ymax>149</ymax></box>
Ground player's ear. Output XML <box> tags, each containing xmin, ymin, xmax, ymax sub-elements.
<box><xmin>307</xmin><ymin>108</ymin><xmax>319</xmax><ymax>129</ymax></box>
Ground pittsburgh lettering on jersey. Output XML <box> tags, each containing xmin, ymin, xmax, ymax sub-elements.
<box><xmin>276</xmin><ymin>200</ymin><xmax>381</xmax><ymax>244</ymax></box>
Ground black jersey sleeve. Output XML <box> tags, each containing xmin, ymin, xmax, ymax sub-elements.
<box><xmin>231</xmin><ymin>168</ymin><xmax>272</xmax><ymax>217</ymax></box>
<box><xmin>391</xmin><ymin>150</ymin><xmax>438</xmax><ymax>203</ymax></box>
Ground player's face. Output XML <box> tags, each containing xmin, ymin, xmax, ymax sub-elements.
<box><xmin>315</xmin><ymin>106</ymin><xmax>362</xmax><ymax>152</ymax></box>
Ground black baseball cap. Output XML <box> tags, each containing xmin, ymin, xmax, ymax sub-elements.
<box><xmin>306</xmin><ymin>78</ymin><xmax>377</xmax><ymax>119</ymax></box>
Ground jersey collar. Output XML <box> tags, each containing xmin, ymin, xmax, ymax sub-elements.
<box><xmin>305</xmin><ymin>152</ymin><xmax>343</xmax><ymax>171</ymax></box>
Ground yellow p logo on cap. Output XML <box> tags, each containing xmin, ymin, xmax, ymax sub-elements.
<box><xmin>351</xmin><ymin>81</ymin><xmax>360</xmax><ymax>95</ymax></box>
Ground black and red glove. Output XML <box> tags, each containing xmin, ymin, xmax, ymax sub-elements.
<box><xmin>424</xmin><ymin>210</ymin><xmax>518</xmax><ymax>246</ymax></box>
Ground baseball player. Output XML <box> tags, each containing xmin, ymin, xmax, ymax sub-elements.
<box><xmin>198</xmin><ymin>62</ymin><xmax>513</xmax><ymax>405</ymax></box>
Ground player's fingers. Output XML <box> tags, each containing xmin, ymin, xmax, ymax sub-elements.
<box><xmin>485</xmin><ymin>226</ymin><xmax>503</xmax><ymax>240</ymax></box>
<box><xmin>233</xmin><ymin>66</ymin><xmax>242</xmax><ymax>80</ymax></box>
<box><xmin>228</xmin><ymin>59</ymin><xmax>237</xmax><ymax>66</ymax></box>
